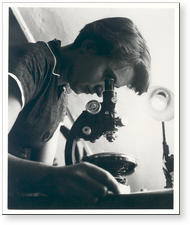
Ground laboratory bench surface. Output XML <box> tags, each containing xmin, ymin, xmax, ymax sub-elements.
<box><xmin>8</xmin><ymin>189</ymin><xmax>173</xmax><ymax>210</ymax></box>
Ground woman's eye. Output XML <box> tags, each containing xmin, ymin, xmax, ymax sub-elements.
<box><xmin>106</xmin><ymin>75</ymin><xmax>115</xmax><ymax>82</ymax></box>
<box><xmin>104</xmin><ymin>72</ymin><xmax>117</xmax><ymax>85</ymax></box>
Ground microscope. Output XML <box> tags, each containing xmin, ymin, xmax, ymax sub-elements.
<box><xmin>64</xmin><ymin>79</ymin><xmax>174</xmax><ymax>190</ymax></box>
<box><xmin>64</xmin><ymin>78</ymin><xmax>138</xmax><ymax>186</ymax></box>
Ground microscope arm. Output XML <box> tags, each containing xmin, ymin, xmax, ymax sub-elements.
<box><xmin>64</xmin><ymin>110</ymin><xmax>105</xmax><ymax>165</ymax></box>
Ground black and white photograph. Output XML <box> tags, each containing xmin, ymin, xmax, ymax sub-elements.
<box><xmin>2</xmin><ymin>2</ymin><xmax>180</xmax><ymax>215</ymax></box>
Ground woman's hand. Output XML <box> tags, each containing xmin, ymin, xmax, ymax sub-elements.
<box><xmin>40</xmin><ymin>162</ymin><xmax>121</xmax><ymax>204</ymax></box>
<box><xmin>8</xmin><ymin>153</ymin><xmax>120</xmax><ymax>205</ymax></box>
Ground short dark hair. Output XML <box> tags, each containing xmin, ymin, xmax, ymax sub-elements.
<box><xmin>74</xmin><ymin>17</ymin><xmax>151</xmax><ymax>95</ymax></box>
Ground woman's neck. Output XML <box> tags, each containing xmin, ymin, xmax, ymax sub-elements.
<box><xmin>58</xmin><ymin>44</ymin><xmax>78</xmax><ymax>86</ymax></box>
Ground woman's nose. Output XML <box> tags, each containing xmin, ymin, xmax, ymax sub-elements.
<box><xmin>95</xmin><ymin>85</ymin><xmax>104</xmax><ymax>97</ymax></box>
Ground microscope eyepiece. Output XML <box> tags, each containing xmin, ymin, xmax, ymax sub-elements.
<box><xmin>105</xmin><ymin>78</ymin><xmax>114</xmax><ymax>91</ymax></box>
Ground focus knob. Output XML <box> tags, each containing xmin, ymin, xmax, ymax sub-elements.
<box><xmin>85</xmin><ymin>100</ymin><xmax>101</xmax><ymax>114</ymax></box>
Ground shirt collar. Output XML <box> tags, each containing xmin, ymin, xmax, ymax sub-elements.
<box><xmin>46</xmin><ymin>39</ymin><xmax>61</xmax><ymax>77</ymax></box>
<box><xmin>46</xmin><ymin>39</ymin><xmax>72</xmax><ymax>94</ymax></box>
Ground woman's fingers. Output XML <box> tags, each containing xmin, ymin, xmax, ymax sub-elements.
<box><xmin>74</xmin><ymin>162</ymin><xmax>121</xmax><ymax>195</ymax></box>
<box><xmin>73</xmin><ymin>170</ymin><xmax>109</xmax><ymax>197</ymax></box>
<box><xmin>85</xmin><ymin>162</ymin><xmax>120</xmax><ymax>195</ymax></box>
<box><xmin>52</xmin><ymin>162</ymin><xmax>120</xmax><ymax>201</ymax></box>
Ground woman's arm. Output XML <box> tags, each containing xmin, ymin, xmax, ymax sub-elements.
<box><xmin>8</xmin><ymin>76</ymin><xmax>22</xmax><ymax>132</ymax></box>
<box><xmin>8</xmin><ymin>153</ymin><xmax>120</xmax><ymax>200</ymax></box>
<box><xmin>30</xmin><ymin>124</ymin><xmax>61</xmax><ymax>166</ymax></box>
<box><xmin>8</xmin><ymin>75</ymin><xmax>120</xmax><ymax>201</ymax></box>
<box><xmin>8</xmin><ymin>76</ymin><xmax>50</xmax><ymax>194</ymax></box>
<box><xmin>8</xmin><ymin>153</ymin><xmax>51</xmax><ymax>194</ymax></box>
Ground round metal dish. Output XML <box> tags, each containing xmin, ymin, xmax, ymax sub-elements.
<box><xmin>82</xmin><ymin>152</ymin><xmax>138</xmax><ymax>177</ymax></box>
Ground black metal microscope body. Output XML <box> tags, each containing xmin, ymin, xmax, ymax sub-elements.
<box><xmin>64</xmin><ymin>78</ymin><xmax>125</xmax><ymax>165</ymax></box>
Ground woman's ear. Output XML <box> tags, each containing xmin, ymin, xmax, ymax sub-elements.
<box><xmin>81</xmin><ymin>40</ymin><xmax>97</xmax><ymax>55</ymax></box>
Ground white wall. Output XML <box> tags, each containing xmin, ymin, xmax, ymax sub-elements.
<box><xmin>11</xmin><ymin>3</ymin><xmax>179</xmax><ymax>192</ymax></box>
